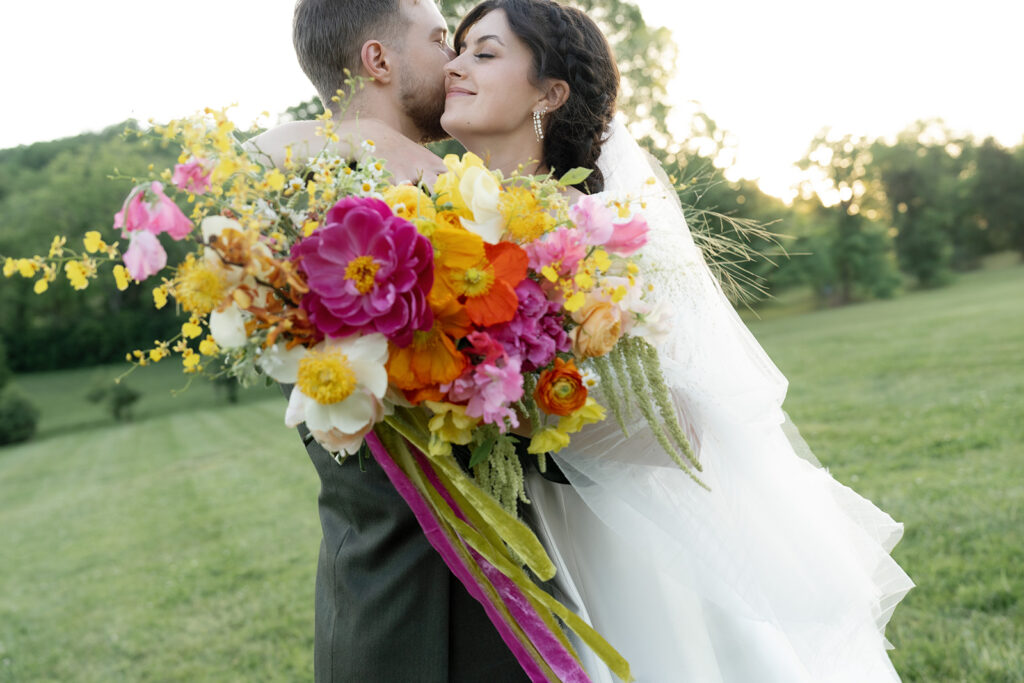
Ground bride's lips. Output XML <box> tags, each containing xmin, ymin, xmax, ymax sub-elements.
<box><xmin>446</xmin><ymin>87</ymin><xmax>475</xmax><ymax>99</ymax></box>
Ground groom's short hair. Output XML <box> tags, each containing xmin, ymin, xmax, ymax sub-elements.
<box><xmin>293</xmin><ymin>0</ymin><xmax>408</xmax><ymax>108</ymax></box>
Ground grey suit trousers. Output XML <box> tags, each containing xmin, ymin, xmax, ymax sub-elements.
<box><xmin>298</xmin><ymin>420</ymin><xmax>531</xmax><ymax>682</ymax></box>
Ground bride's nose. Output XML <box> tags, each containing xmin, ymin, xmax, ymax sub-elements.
<box><xmin>444</xmin><ymin>56</ymin><xmax>465</xmax><ymax>80</ymax></box>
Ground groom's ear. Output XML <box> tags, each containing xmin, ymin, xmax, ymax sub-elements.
<box><xmin>539</xmin><ymin>79</ymin><xmax>570</xmax><ymax>114</ymax></box>
<box><xmin>360</xmin><ymin>40</ymin><xmax>395</xmax><ymax>84</ymax></box>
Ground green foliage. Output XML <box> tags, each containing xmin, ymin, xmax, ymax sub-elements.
<box><xmin>0</xmin><ymin>385</ymin><xmax>39</xmax><ymax>445</ymax></box>
<box><xmin>969</xmin><ymin>137</ymin><xmax>1024</xmax><ymax>257</ymax></box>
<box><xmin>278</xmin><ymin>97</ymin><xmax>325</xmax><ymax>124</ymax></box>
<box><xmin>0</xmin><ymin>123</ymin><xmax>181</xmax><ymax>372</ymax></box>
<box><xmin>86</xmin><ymin>381</ymin><xmax>141</xmax><ymax>422</ymax></box>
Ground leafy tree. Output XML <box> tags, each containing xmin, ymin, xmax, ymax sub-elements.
<box><xmin>797</xmin><ymin>132</ymin><xmax>901</xmax><ymax>303</ymax></box>
<box><xmin>969</xmin><ymin>137</ymin><xmax>1024</xmax><ymax>258</ymax></box>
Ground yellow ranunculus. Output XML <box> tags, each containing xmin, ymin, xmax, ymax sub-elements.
<box><xmin>383</xmin><ymin>185</ymin><xmax>437</xmax><ymax>222</ymax></box>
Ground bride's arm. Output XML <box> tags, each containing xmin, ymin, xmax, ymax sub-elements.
<box><xmin>244</xmin><ymin>118</ymin><xmax>446</xmax><ymax>184</ymax></box>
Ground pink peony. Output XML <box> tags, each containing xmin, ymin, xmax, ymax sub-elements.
<box><xmin>171</xmin><ymin>158</ymin><xmax>212</xmax><ymax>195</ymax></box>
<box><xmin>444</xmin><ymin>332</ymin><xmax>524</xmax><ymax>430</ymax></box>
<box><xmin>292</xmin><ymin>196</ymin><xmax>434</xmax><ymax>346</ymax></box>
<box><xmin>604</xmin><ymin>214</ymin><xmax>649</xmax><ymax>256</ymax></box>
<box><xmin>122</xmin><ymin>230</ymin><xmax>167</xmax><ymax>281</ymax></box>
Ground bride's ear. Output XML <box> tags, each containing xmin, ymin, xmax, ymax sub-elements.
<box><xmin>539</xmin><ymin>79</ymin><xmax>570</xmax><ymax>113</ymax></box>
<box><xmin>360</xmin><ymin>40</ymin><xmax>394</xmax><ymax>84</ymax></box>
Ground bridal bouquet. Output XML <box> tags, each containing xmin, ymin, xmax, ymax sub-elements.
<box><xmin>4</xmin><ymin>106</ymin><xmax>702</xmax><ymax>682</ymax></box>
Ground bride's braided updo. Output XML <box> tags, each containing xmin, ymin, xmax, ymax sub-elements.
<box><xmin>454</xmin><ymin>0</ymin><xmax>619</xmax><ymax>194</ymax></box>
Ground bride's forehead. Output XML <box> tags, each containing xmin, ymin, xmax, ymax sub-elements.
<box><xmin>461</xmin><ymin>10</ymin><xmax>510</xmax><ymax>41</ymax></box>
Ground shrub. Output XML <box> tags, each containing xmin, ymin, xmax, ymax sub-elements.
<box><xmin>86</xmin><ymin>382</ymin><xmax>141</xmax><ymax>422</ymax></box>
<box><xmin>0</xmin><ymin>386</ymin><xmax>40</xmax><ymax>446</ymax></box>
<box><xmin>0</xmin><ymin>336</ymin><xmax>10</xmax><ymax>390</ymax></box>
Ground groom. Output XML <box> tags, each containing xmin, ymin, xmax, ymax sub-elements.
<box><xmin>249</xmin><ymin>1</ymin><xmax>531</xmax><ymax>681</ymax></box>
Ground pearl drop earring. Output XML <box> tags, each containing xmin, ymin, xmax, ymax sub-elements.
<box><xmin>533</xmin><ymin>108</ymin><xmax>547</xmax><ymax>142</ymax></box>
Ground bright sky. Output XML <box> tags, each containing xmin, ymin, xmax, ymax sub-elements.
<box><xmin>1</xmin><ymin>1</ymin><xmax>1021</xmax><ymax>200</ymax></box>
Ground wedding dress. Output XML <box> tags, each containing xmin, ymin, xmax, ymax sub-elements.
<box><xmin>523</xmin><ymin>119</ymin><xmax>913</xmax><ymax>682</ymax></box>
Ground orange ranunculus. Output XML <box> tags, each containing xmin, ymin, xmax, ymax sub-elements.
<box><xmin>535</xmin><ymin>357</ymin><xmax>588</xmax><ymax>416</ymax></box>
<box><xmin>387</xmin><ymin>295</ymin><xmax>472</xmax><ymax>394</ymax></box>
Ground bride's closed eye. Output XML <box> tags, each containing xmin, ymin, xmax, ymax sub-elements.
<box><xmin>474</xmin><ymin>53</ymin><xmax>494</xmax><ymax>60</ymax></box>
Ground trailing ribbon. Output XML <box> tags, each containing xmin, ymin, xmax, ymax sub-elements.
<box><xmin>368</xmin><ymin>411</ymin><xmax>633</xmax><ymax>683</ymax></box>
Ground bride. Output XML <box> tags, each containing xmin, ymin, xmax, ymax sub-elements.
<box><xmin>436</xmin><ymin>0</ymin><xmax>913</xmax><ymax>681</ymax></box>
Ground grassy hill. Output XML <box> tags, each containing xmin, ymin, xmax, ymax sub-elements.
<box><xmin>2</xmin><ymin>265</ymin><xmax>1022</xmax><ymax>681</ymax></box>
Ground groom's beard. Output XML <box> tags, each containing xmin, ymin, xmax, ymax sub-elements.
<box><xmin>400</xmin><ymin>70</ymin><xmax>448</xmax><ymax>143</ymax></box>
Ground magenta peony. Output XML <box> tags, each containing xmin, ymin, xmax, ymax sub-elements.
<box><xmin>292</xmin><ymin>196</ymin><xmax>434</xmax><ymax>346</ymax></box>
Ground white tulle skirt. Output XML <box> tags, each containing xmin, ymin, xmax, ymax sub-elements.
<box><xmin>523</xmin><ymin>409</ymin><xmax>913</xmax><ymax>683</ymax></box>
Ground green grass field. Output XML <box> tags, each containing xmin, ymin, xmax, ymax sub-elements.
<box><xmin>2</xmin><ymin>265</ymin><xmax>1022</xmax><ymax>681</ymax></box>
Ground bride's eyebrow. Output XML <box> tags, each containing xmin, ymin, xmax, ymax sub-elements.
<box><xmin>459</xmin><ymin>34</ymin><xmax>505</xmax><ymax>51</ymax></box>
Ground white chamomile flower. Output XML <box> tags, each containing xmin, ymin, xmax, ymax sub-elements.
<box><xmin>579</xmin><ymin>365</ymin><xmax>601</xmax><ymax>391</ymax></box>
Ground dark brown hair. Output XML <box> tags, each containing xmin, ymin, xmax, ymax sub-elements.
<box><xmin>293</xmin><ymin>0</ymin><xmax>407</xmax><ymax>108</ymax></box>
<box><xmin>454</xmin><ymin>0</ymin><xmax>619</xmax><ymax>193</ymax></box>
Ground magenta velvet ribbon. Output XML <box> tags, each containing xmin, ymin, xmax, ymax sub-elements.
<box><xmin>366</xmin><ymin>432</ymin><xmax>591</xmax><ymax>683</ymax></box>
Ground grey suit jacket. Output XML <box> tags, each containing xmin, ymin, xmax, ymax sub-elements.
<box><xmin>285</xmin><ymin>385</ymin><xmax>530</xmax><ymax>682</ymax></box>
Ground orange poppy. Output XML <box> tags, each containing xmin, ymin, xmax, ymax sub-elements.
<box><xmin>451</xmin><ymin>241</ymin><xmax>528</xmax><ymax>327</ymax></box>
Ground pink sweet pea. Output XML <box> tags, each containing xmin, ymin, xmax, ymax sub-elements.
<box><xmin>604</xmin><ymin>214</ymin><xmax>649</xmax><ymax>256</ymax></box>
<box><xmin>122</xmin><ymin>230</ymin><xmax>167</xmax><ymax>281</ymax></box>
<box><xmin>148</xmin><ymin>182</ymin><xmax>194</xmax><ymax>240</ymax></box>
<box><xmin>171</xmin><ymin>158</ymin><xmax>212</xmax><ymax>195</ymax></box>
<box><xmin>569</xmin><ymin>194</ymin><xmax>615</xmax><ymax>244</ymax></box>
<box><xmin>113</xmin><ymin>182</ymin><xmax>193</xmax><ymax>240</ymax></box>
<box><xmin>444</xmin><ymin>332</ymin><xmax>524</xmax><ymax>430</ymax></box>
<box><xmin>113</xmin><ymin>190</ymin><xmax>152</xmax><ymax>233</ymax></box>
